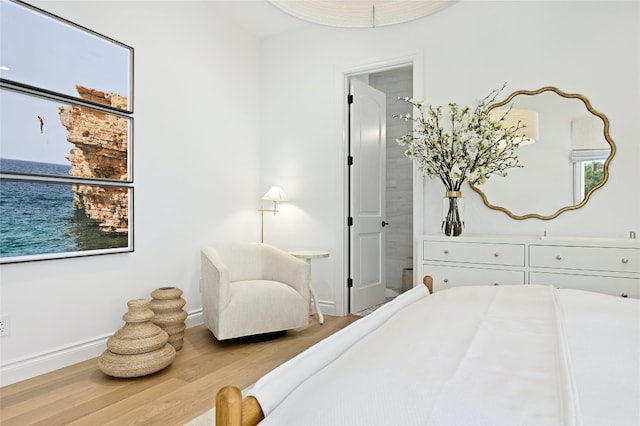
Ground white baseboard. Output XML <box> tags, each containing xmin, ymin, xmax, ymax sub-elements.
<box><xmin>0</xmin><ymin>334</ymin><xmax>111</xmax><ymax>387</ymax></box>
<box><xmin>0</xmin><ymin>309</ymin><xmax>204</xmax><ymax>387</ymax></box>
<box><xmin>185</xmin><ymin>309</ymin><xmax>203</xmax><ymax>329</ymax></box>
<box><xmin>318</xmin><ymin>300</ymin><xmax>336</xmax><ymax>316</ymax></box>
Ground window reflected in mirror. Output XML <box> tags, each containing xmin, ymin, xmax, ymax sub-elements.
<box><xmin>575</xmin><ymin>159</ymin><xmax>605</xmax><ymax>203</ymax></box>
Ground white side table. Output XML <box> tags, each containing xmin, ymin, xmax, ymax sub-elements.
<box><xmin>289</xmin><ymin>250</ymin><xmax>329</xmax><ymax>325</ymax></box>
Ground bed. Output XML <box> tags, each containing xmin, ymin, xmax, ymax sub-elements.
<box><xmin>215</xmin><ymin>282</ymin><xmax>640</xmax><ymax>426</ymax></box>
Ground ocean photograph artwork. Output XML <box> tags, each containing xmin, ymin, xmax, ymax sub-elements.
<box><xmin>0</xmin><ymin>0</ymin><xmax>133</xmax><ymax>262</ymax></box>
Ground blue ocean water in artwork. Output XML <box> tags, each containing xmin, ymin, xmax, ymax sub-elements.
<box><xmin>0</xmin><ymin>159</ymin><xmax>128</xmax><ymax>259</ymax></box>
<box><xmin>1</xmin><ymin>158</ymin><xmax>71</xmax><ymax>176</ymax></box>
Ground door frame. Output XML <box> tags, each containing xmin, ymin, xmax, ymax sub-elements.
<box><xmin>340</xmin><ymin>54</ymin><xmax>424</xmax><ymax>314</ymax></box>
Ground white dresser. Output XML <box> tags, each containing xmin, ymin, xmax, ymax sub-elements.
<box><xmin>419</xmin><ymin>234</ymin><xmax>640</xmax><ymax>298</ymax></box>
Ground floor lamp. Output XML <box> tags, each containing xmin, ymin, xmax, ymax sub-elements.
<box><xmin>259</xmin><ymin>186</ymin><xmax>287</xmax><ymax>243</ymax></box>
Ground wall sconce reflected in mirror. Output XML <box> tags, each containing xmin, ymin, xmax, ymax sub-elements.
<box><xmin>259</xmin><ymin>186</ymin><xmax>288</xmax><ymax>243</ymax></box>
<box><xmin>490</xmin><ymin>108</ymin><xmax>539</xmax><ymax>147</ymax></box>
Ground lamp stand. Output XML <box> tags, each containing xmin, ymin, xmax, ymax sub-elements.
<box><xmin>259</xmin><ymin>201</ymin><xmax>278</xmax><ymax>243</ymax></box>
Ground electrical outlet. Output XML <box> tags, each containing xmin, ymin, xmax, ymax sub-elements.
<box><xmin>0</xmin><ymin>315</ymin><xmax>10</xmax><ymax>337</ymax></box>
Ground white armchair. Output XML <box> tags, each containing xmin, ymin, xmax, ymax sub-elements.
<box><xmin>201</xmin><ymin>243</ymin><xmax>310</xmax><ymax>340</ymax></box>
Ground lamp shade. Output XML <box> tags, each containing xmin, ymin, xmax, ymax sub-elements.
<box><xmin>268</xmin><ymin>0</ymin><xmax>456</xmax><ymax>28</ymax></box>
<box><xmin>489</xmin><ymin>108</ymin><xmax>538</xmax><ymax>146</ymax></box>
<box><xmin>262</xmin><ymin>186</ymin><xmax>288</xmax><ymax>202</ymax></box>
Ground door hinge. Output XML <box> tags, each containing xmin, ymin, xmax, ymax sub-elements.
<box><xmin>347</xmin><ymin>155</ymin><xmax>353</xmax><ymax>165</ymax></box>
<box><xmin>347</xmin><ymin>216</ymin><xmax>353</xmax><ymax>226</ymax></box>
<box><xmin>347</xmin><ymin>94</ymin><xmax>354</xmax><ymax>104</ymax></box>
<box><xmin>347</xmin><ymin>278</ymin><xmax>353</xmax><ymax>288</ymax></box>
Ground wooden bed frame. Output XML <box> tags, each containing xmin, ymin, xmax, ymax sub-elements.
<box><xmin>216</xmin><ymin>386</ymin><xmax>264</xmax><ymax>426</ymax></box>
<box><xmin>214</xmin><ymin>277</ymin><xmax>434</xmax><ymax>426</ymax></box>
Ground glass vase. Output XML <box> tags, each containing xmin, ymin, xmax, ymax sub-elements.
<box><xmin>442</xmin><ymin>191</ymin><xmax>464</xmax><ymax>236</ymax></box>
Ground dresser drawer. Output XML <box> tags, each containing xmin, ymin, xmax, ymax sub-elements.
<box><xmin>425</xmin><ymin>264</ymin><xmax>525</xmax><ymax>292</ymax></box>
<box><xmin>530</xmin><ymin>245</ymin><xmax>640</xmax><ymax>274</ymax></box>
<box><xmin>530</xmin><ymin>272</ymin><xmax>640</xmax><ymax>298</ymax></box>
<box><xmin>423</xmin><ymin>241</ymin><xmax>525</xmax><ymax>267</ymax></box>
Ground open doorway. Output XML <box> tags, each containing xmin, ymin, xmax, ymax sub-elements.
<box><xmin>347</xmin><ymin>65</ymin><xmax>414</xmax><ymax>313</ymax></box>
<box><xmin>369</xmin><ymin>66</ymin><xmax>414</xmax><ymax>300</ymax></box>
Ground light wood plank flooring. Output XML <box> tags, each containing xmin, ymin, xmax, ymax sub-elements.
<box><xmin>0</xmin><ymin>315</ymin><xmax>359</xmax><ymax>426</ymax></box>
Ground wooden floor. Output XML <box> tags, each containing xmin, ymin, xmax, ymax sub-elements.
<box><xmin>0</xmin><ymin>315</ymin><xmax>360</xmax><ymax>426</ymax></box>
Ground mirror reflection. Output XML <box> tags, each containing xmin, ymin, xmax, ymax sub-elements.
<box><xmin>470</xmin><ymin>87</ymin><xmax>615</xmax><ymax>220</ymax></box>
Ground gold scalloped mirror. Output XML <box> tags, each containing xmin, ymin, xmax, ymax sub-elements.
<box><xmin>469</xmin><ymin>86</ymin><xmax>615</xmax><ymax>220</ymax></box>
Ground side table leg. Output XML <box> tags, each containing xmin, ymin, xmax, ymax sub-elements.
<box><xmin>303</xmin><ymin>257</ymin><xmax>325</xmax><ymax>325</ymax></box>
<box><xmin>309</xmin><ymin>285</ymin><xmax>324</xmax><ymax>325</ymax></box>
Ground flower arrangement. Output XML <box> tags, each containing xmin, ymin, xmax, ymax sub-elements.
<box><xmin>395</xmin><ymin>85</ymin><xmax>525</xmax><ymax>192</ymax></box>
<box><xmin>395</xmin><ymin>85</ymin><xmax>526</xmax><ymax>235</ymax></box>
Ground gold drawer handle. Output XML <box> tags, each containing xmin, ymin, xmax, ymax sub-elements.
<box><xmin>493</xmin><ymin>282</ymin><xmax>500</xmax><ymax>286</ymax></box>
<box><xmin>556</xmin><ymin>255</ymin><xmax>562</xmax><ymax>260</ymax></box>
<box><xmin>622</xmin><ymin>258</ymin><xmax>629</xmax><ymax>264</ymax></box>
<box><xmin>621</xmin><ymin>292</ymin><xmax>629</xmax><ymax>298</ymax></box>
<box><xmin>494</xmin><ymin>252</ymin><xmax>500</xmax><ymax>257</ymax></box>
<box><xmin>443</xmin><ymin>278</ymin><xmax>449</xmax><ymax>283</ymax></box>
<box><xmin>444</xmin><ymin>249</ymin><xmax>449</xmax><ymax>254</ymax></box>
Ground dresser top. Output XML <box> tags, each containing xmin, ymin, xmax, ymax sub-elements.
<box><xmin>421</xmin><ymin>234</ymin><xmax>640</xmax><ymax>248</ymax></box>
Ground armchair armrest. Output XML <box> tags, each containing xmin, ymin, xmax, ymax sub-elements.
<box><xmin>201</xmin><ymin>247</ymin><xmax>233</xmax><ymax>314</ymax></box>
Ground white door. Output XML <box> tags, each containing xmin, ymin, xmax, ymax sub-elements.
<box><xmin>349</xmin><ymin>78</ymin><xmax>387</xmax><ymax>313</ymax></box>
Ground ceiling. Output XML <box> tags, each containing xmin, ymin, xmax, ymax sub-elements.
<box><xmin>209</xmin><ymin>1</ymin><xmax>311</xmax><ymax>38</ymax></box>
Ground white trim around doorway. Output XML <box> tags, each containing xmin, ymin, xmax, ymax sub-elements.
<box><xmin>337</xmin><ymin>53</ymin><xmax>424</xmax><ymax>316</ymax></box>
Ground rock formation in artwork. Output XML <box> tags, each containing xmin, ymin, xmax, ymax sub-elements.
<box><xmin>59</xmin><ymin>85</ymin><xmax>129</xmax><ymax>235</ymax></box>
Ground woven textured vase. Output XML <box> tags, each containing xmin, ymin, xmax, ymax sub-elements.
<box><xmin>149</xmin><ymin>287</ymin><xmax>188</xmax><ymax>351</ymax></box>
<box><xmin>98</xmin><ymin>299</ymin><xmax>176</xmax><ymax>378</ymax></box>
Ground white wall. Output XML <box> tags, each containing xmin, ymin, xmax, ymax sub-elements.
<box><xmin>1</xmin><ymin>0</ymin><xmax>638</xmax><ymax>386</ymax></box>
<box><xmin>258</xmin><ymin>1</ymin><xmax>640</xmax><ymax>316</ymax></box>
<box><xmin>0</xmin><ymin>1</ymin><xmax>263</xmax><ymax>385</ymax></box>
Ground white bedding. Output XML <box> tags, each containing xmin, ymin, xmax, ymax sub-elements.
<box><xmin>248</xmin><ymin>285</ymin><xmax>640</xmax><ymax>426</ymax></box>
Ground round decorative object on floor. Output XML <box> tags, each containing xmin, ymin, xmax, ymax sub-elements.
<box><xmin>98</xmin><ymin>299</ymin><xmax>176</xmax><ymax>378</ymax></box>
<box><xmin>149</xmin><ymin>286</ymin><xmax>188</xmax><ymax>351</ymax></box>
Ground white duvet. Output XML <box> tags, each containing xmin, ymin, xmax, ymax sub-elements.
<box><xmin>248</xmin><ymin>285</ymin><xmax>640</xmax><ymax>426</ymax></box>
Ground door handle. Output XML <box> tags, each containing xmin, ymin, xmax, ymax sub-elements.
<box><xmin>381</xmin><ymin>221</ymin><xmax>389</xmax><ymax>227</ymax></box>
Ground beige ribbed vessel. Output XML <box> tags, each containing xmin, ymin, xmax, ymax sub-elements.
<box><xmin>98</xmin><ymin>299</ymin><xmax>176</xmax><ymax>378</ymax></box>
<box><xmin>150</xmin><ymin>287</ymin><xmax>188</xmax><ymax>351</ymax></box>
